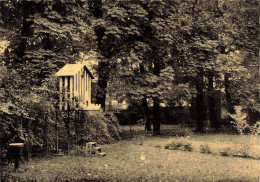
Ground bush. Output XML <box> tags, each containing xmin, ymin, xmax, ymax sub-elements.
<box><xmin>183</xmin><ymin>142</ymin><xmax>193</xmax><ymax>151</ymax></box>
<box><xmin>250</xmin><ymin>121</ymin><xmax>260</xmax><ymax>135</ymax></box>
<box><xmin>220</xmin><ymin>147</ymin><xmax>233</xmax><ymax>156</ymax></box>
<box><xmin>229</xmin><ymin>106</ymin><xmax>259</xmax><ymax>135</ymax></box>
<box><xmin>169</xmin><ymin>140</ymin><xmax>182</xmax><ymax>150</ymax></box>
<box><xmin>237</xmin><ymin>144</ymin><xmax>250</xmax><ymax>158</ymax></box>
<box><xmin>79</xmin><ymin>111</ymin><xmax>121</xmax><ymax>144</ymax></box>
<box><xmin>200</xmin><ymin>144</ymin><xmax>212</xmax><ymax>154</ymax></box>
<box><xmin>164</xmin><ymin>138</ymin><xmax>193</xmax><ymax>152</ymax></box>
<box><xmin>229</xmin><ymin>106</ymin><xmax>249</xmax><ymax>135</ymax></box>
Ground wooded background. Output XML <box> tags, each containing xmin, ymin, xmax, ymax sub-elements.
<box><xmin>0</xmin><ymin>0</ymin><xmax>259</xmax><ymax>161</ymax></box>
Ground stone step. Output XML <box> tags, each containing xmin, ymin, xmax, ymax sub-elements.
<box><xmin>87</xmin><ymin>142</ymin><xmax>97</xmax><ymax>146</ymax></box>
<box><xmin>98</xmin><ymin>152</ymin><xmax>106</xmax><ymax>157</ymax></box>
<box><xmin>85</xmin><ymin>142</ymin><xmax>97</xmax><ymax>155</ymax></box>
<box><xmin>94</xmin><ymin>147</ymin><xmax>102</xmax><ymax>153</ymax></box>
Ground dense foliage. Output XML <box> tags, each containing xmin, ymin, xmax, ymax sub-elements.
<box><xmin>0</xmin><ymin>0</ymin><xmax>259</xmax><ymax>161</ymax></box>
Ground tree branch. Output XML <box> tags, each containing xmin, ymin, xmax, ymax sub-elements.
<box><xmin>192</xmin><ymin>0</ymin><xmax>198</xmax><ymax>14</ymax></box>
<box><xmin>214</xmin><ymin>0</ymin><xmax>223</xmax><ymax>17</ymax></box>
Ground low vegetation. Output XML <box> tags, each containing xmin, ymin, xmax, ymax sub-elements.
<box><xmin>1</xmin><ymin>134</ymin><xmax>258</xmax><ymax>182</ymax></box>
<box><xmin>164</xmin><ymin>135</ymin><xmax>259</xmax><ymax>160</ymax></box>
<box><xmin>165</xmin><ymin>138</ymin><xmax>193</xmax><ymax>152</ymax></box>
<box><xmin>200</xmin><ymin>144</ymin><xmax>212</xmax><ymax>154</ymax></box>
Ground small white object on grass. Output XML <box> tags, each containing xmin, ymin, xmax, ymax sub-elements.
<box><xmin>140</xmin><ymin>152</ymin><xmax>145</xmax><ymax>161</ymax></box>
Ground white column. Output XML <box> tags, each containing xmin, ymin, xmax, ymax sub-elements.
<box><xmin>74</xmin><ymin>74</ymin><xmax>76</xmax><ymax>96</ymax></box>
<box><xmin>83</xmin><ymin>69</ymin><xmax>86</xmax><ymax>105</ymax></box>
<box><xmin>59</xmin><ymin>77</ymin><xmax>63</xmax><ymax>110</ymax></box>
<box><xmin>78</xmin><ymin>71</ymin><xmax>80</xmax><ymax>98</ymax></box>
<box><xmin>75</xmin><ymin>73</ymin><xmax>79</xmax><ymax>107</ymax></box>
<box><xmin>86</xmin><ymin>72</ymin><xmax>88</xmax><ymax>105</ymax></box>
<box><xmin>64</xmin><ymin>76</ymin><xmax>68</xmax><ymax>110</ymax></box>
<box><xmin>87</xmin><ymin>70</ymin><xmax>89</xmax><ymax>105</ymax></box>
<box><xmin>89</xmin><ymin>77</ymin><xmax>91</xmax><ymax>104</ymax></box>
<box><xmin>70</xmin><ymin>76</ymin><xmax>73</xmax><ymax>105</ymax></box>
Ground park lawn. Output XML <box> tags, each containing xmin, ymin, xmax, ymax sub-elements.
<box><xmin>2</xmin><ymin>135</ymin><xmax>259</xmax><ymax>182</ymax></box>
<box><xmin>123</xmin><ymin>124</ymin><xmax>260</xmax><ymax>159</ymax></box>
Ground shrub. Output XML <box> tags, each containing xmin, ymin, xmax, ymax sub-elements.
<box><xmin>79</xmin><ymin>111</ymin><xmax>121</xmax><ymax>144</ymax></box>
<box><xmin>229</xmin><ymin>106</ymin><xmax>259</xmax><ymax>137</ymax></box>
<box><xmin>220</xmin><ymin>147</ymin><xmax>233</xmax><ymax>156</ymax></box>
<box><xmin>250</xmin><ymin>121</ymin><xmax>260</xmax><ymax>136</ymax></box>
<box><xmin>183</xmin><ymin>142</ymin><xmax>193</xmax><ymax>151</ymax></box>
<box><xmin>237</xmin><ymin>144</ymin><xmax>250</xmax><ymax>158</ymax></box>
<box><xmin>104</xmin><ymin>112</ymin><xmax>121</xmax><ymax>140</ymax></box>
<box><xmin>169</xmin><ymin>140</ymin><xmax>182</xmax><ymax>150</ymax></box>
<box><xmin>173</xmin><ymin>141</ymin><xmax>183</xmax><ymax>150</ymax></box>
<box><xmin>229</xmin><ymin>106</ymin><xmax>251</xmax><ymax>135</ymax></box>
<box><xmin>165</xmin><ymin>138</ymin><xmax>193</xmax><ymax>152</ymax></box>
<box><xmin>200</xmin><ymin>144</ymin><xmax>212</xmax><ymax>154</ymax></box>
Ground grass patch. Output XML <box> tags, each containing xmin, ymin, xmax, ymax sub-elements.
<box><xmin>2</xmin><ymin>126</ymin><xmax>259</xmax><ymax>182</ymax></box>
<box><xmin>1</xmin><ymin>137</ymin><xmax>258</xmax><ymax>182</ymax></box>
<box><xmin>121</xmin><ymin>125</ymin><xmax>259</xmax><ymax>159</ymax></box>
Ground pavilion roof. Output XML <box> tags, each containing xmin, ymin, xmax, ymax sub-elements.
<box><xmin>55</xmin><ymin>64</ymin><xmax>94</xmax><ymax>79</ymax></box>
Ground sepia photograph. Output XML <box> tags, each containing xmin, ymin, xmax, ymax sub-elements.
<box><xmin>0</xmin><ymin>0</ymin><xmax>259</xmax><ymax>181</ymax></box>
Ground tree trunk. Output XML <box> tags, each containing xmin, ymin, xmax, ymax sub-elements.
<box><xmin>13</xmin><ymin>1</ymin><xmax>34</xmax><ymax>68</ymax></box>
<box><xmin>153</xmin><ymin>97</ymin><xmax>160</xmax><ymax>135</ymax></box>
<box><xmin>224</xmin><ymin>74</ymin><xmax>234</xmax><ymax>114</ymax></box>
<box><xmin>96</xmin><ymin>61</ymin><xmax>109</xmax><ymax>110</ymax></box>
<box><xmin>208</xmin><ymin>73</ymin><xmax>218</xmax><ymax>128</ymax></box>
<box><xmin>196</xmin><ymin>75</ymin><xmax>204</xmax><ymax>132</ymax></box>
<box><xmin>142</xmin><ymin>96</ymin><xmax>152</xmax><ymax>131</ymax></box>
<box><xmin>43</xmin><ymin>34</ymin><xmax>53</xmax><ymax>50</ymax></box>
<box><xmin>89</xmin><ymin>0</ymin><xmax>108</xmax><ymax>111</ymax></box>
<box><xmin>139</xmin><ymin>63</ymin><xmax>152</xmax><ymax>131</ymax></box>
<box><xmin>152</xmin><ymin>58</ymin><xmax>160</xmax><ymax>135</ymax></box>
<box><xmin>43</xmin><ymin>113</ymin><xmax>48</xmax><ymax>156</ymax></box>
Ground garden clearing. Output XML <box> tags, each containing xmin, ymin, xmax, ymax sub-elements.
<box><xmin>2</xmin><ymin>129</ymin><xmax>259</xmax><ymax>182</ymax></box>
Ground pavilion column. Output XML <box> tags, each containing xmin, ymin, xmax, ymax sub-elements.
<box><xmin>64</xmin><ymin>77</ymin><xmax>68</xmax><ymax>110</ymax></box>
<box><xmin>78</xmin><ymin>71</ymin><xmax>81</xmax><ymax>102</ymax></box>
<box><xmin>83</xmin><ymin>70</ymin><xmax>86</xmax><ymax>105</ymax></box>
<box><xmin>74</xmin><ymin>74</ymin><xmax>77</xmax><ymax>104</ymax></box>
<box><xmin>70</xmin><ymin>76</ymin><xmax>73</xmax><ymax>107</ymax></box>
<box><xmin>81</xmin><ymin>69</ymin><xmax>83</xmax><ymax>98</ymax></box>
<box><xmin>86</xmin><ymin>72</ymin><xmax>88</xmax><ymax>105</ymax></box>
<box><xmin>89</xmin><ymin>77</ymin><xmax>91</xmax><ymax>104</ymax></box>
<box><xmin>59</xmin><ymin>77</ymin><xmax>63</xmax><ymax>110</ymax></box>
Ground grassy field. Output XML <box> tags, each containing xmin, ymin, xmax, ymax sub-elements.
<box><xmin>2</xmin><ymin>125</ymin><xmax>259</xmax><ymax>182</ymax></box>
